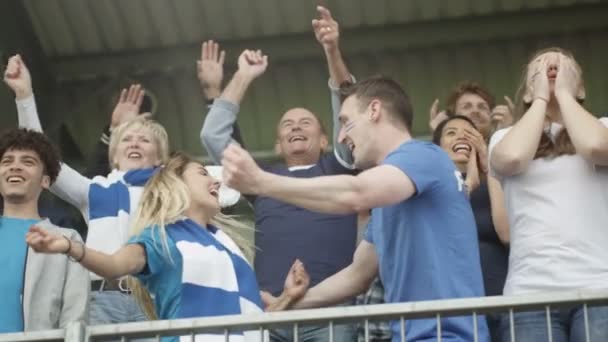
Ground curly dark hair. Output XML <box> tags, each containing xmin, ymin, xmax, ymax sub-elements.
<box><xmin>445</xmin><ymin>81</ymin><xmax>496</xmax><ymax>116</ymax></box>
<box><xmin>0</xmin><ymin>128</ymin><xmax>61</xmax><ymax>184</ymax></box>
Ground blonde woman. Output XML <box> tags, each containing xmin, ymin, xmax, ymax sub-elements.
<box><xmin>490</xmin><ymin>48</ymin><xmax>608</xmax><ymax>341</ymax></box>
<box><xmin>26</xmin><ymin>152</ymin><xmax>309</xmax><ymax>341</ymax></box>
<box><xmin>3</xmin><ymin>55</ymin><xmax>169</xmax><ymax>329</ymax></box>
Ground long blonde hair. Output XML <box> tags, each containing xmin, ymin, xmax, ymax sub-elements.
<box><xmin>128</xmin><ymin>151</ymin><xmax>254</xmax><ymax>319</ymax></box>
<box><xmin>514</xmin><ymin>47</ymin><xmax>586</xmax><ymax>159</ymax></box>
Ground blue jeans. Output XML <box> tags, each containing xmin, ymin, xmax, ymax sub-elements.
<box><xmin>270</xmin><ymin>324</ymin><xmax>355</xmax><ymax>342</ymax></box>
<box><xmin>90</xmin><ymin>291</ymin><xmax>154</xmax><ymax>342</ymax></box>
<box><xmin>500</xmin><ymin>305</ymin><xmax>608</xmax><ymax>342</ymax></box>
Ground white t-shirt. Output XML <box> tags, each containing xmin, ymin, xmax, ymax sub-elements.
<box><xmin>489</xmin><ymin>118</ymin><xmax>608</xmax><ymax>295</ymax></box>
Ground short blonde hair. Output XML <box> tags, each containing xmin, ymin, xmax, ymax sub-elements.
<box><xmin>108</xmin><ymin>117</ymin><xmax>169</xmax><ymax>169</ymax></box>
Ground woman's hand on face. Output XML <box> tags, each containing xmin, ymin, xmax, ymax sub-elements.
<box><xmin>464</xmin><ymin>145</ymin><xmax>480</xmax><ymax>195</ymax></box>
<box><xmin>554</xmin><ymin>54</ymin><xmax>579</xmax><ymax>99</ymax></box>
<box><xmin>463</xmin><ymin>127</ymin><xmax>488</xmax><ymax>174</ymax></box>
<box><xmin>531</xmin><ymin>58</ymin><xmax>551</xmax><ymax>102</ymax></box>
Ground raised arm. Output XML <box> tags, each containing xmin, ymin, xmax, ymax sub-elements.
<box><xmin>487</xmin><ymin>175</ymin><xmax>509</xmax><ymax>244</ymax></box>
<box><xmin>222</xmin><ymin>144</ymin><xmax>415</xmax><ymax>214</ymax></box>
<box><xmin>5</xmin><ymin>55</ymin><xmax>91</xmax><ymax>209</ymax></box>
<box><xmin>197</xmin><ymin>40</ymin><xmax>225</xmax><ymax>101</ymax></box>
<box><xmin>200</xmin><ymin>49</ymin><xmax>268</xmax><ymax>163</ymax></box>
<box><xmin>4</xmin><ymin>54</ymin><xmax>42</xmax><ymax>131</ymax></box>
<box><xmin>554</xmin><ymin>55</ymin><xmax>608</xmax><ymax>165</ymax></box>
<box><xmin>490</xmin><ymin>60</ymin><xmax>551</xmax><ymax>177</ymax></box>
<box><xmin>26</xmin><ymin>225</ymin><xmax>146</xmax><ymax>280</ymax></box>
<box><xmin>313</xmin><ymin>6</ymin><xmax>355</xmax><ymax>168</ymax></box>
<box><xmin>85</xmin><ymin>84</ymin><xmax>146</xmax><ymax>177</ymax></box>
<box><xmin>313</xmin><ymin>6</ymin><xmax>351</xmax><ymax>87</ymax></box>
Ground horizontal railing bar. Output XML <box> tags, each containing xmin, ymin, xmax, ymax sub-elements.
<box><xmin>0</xmin><ymin>329</ymin><xmax>64</xmax><ymax>342</ymax></box>
<box><xmin>85</xmin><ymin>289</ymin><xmax>608</xmax><ymax>339</ymax></box>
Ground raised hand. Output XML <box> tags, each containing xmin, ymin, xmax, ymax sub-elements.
<box><xmin>429</xmin><ymin>99</ymin><xmax>449</xmax><ymax>132</ymax></box>
<box><xmin>463</xmin><ymin>127</ymin><xmax>489</xmax><ymax>174</ymax></box>
<box><xmin>527</xmin><ymin>58</ymin><xmax>551</xmax><ymax>103</ymax></box>
<box><xmin>464</xmin><ymin>146</ymin><xmax>480</xmax><ymax>195</ymax></box>
<box><xmin>110</xmin><ymin>84</ymin><xmax>146</xmax><ymax>129</ymax></box>
<box><xmin>26</xmin><ymin>225</ymin><xmax>70</xmax><ymax>254</ymax></box>
<box><xmin>491</xmin><ymin>96</ymin><xmax>515</xmax><ymax>130</ymax></box>
<box><xmin>197</xmin><ymin>40</ymin><xmax>226</xmax><ymax>99</ymax></box>
<box><xmin>3</xmin><ymin>54</ymin><xmax>33</xmax><ymax>99</ymax></box>
<box><xmin>312</xmin><ymin>6</ymin><xmax>340</xmax><ymax>52</ymax></box>
<box><xmin>554</xmin><ymin>54</ymin><xmax>580</xmax><ymax>99</ymax></box>
<box><xmin>236</xmin><ymin>50</ymin><xmax>268</xmax><ymax>80</ymax></box>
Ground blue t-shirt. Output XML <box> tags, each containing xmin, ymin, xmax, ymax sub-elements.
<box><xmin>0</xmin><ymin>217</ymin><xmax>39</xmax><ymax>333</ymax></box>
<box><xmin>365</xmin><ymin>140</ymin><xmax>489</xmax><ymax>342</ymax></box>
<box><xmin>253</xmin><ymin>153</ymin><xmax>358</xmax><ymax>296</ymax></box>
<box><xmin>128</xmin><ymin>218</ymin><xmax>263</xmax><ymax>342</ymax></box>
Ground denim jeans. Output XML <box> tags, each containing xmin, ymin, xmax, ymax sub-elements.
<box><xmin>270</xmin><ymin>323</ymin><xmax>355</xmax><ymax>342</ymax></box>
<box><xmin>500</xmin><ymin>305</ymin><xmax>608</xmax><ymax>342</ymax></box>
<box><xmin>90</xmin><ymin>291</ymin><xmax>154</xmax><ymax>342</ymax></box>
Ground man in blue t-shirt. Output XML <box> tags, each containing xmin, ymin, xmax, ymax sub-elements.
<box><xmin>0</xmin><ymin>128</ymin><xmax>88</xmax><ymax>333</ymax></box>
<box><xmin>222</xmin><ymin>76</ymin><xmax>490</xmax><ymax>342</ymax></box>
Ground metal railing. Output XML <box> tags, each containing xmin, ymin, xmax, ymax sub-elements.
<box><xmin>2</xmin><ymin>289</ymin><xmax>608</xmax><ymax>342</ymax></box>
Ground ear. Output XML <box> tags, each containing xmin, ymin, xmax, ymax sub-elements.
<box><xmin>369</xmin><ymin>99</ymin><xmax>382</xmax><ymax>122</ymax></box>
<box><xmin>274</xmin><ymin>139</ymin><xmax>283</xmax><ymax>156</ymax></box>
<box><xmin>41</xmin><ymin>175</ymin><xmax>51</xmax><ymax>190</ymax></box>
<box><xmin>319</xmin><ymin>134</ymin><xmax>329</xmax><ymax>153</ymax></box>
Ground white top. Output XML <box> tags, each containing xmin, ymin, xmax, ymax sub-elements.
<box><xmin>205</xmin><ymin>165</ymin><xmax>241</xmax><ymax>207</ymax></box>
<box><xmin>489</xmin><ymin>118</ymin><xmax>608</xmax><ymax>295</ymax></box>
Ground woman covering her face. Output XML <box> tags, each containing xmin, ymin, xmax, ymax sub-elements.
<box><xmin>489</xmin><ymin>48</ymin><xmax>608</xmax><ymax>341</ymax></box>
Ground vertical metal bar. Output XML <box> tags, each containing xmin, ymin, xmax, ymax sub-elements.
<box><xmin>509</xmin><ymin>308</ymin><xmax>516</xmax><ymax>342</ymax></box>
<box><xmin>293</xmin><ymin>323</ymin><xmax>299</xmax><ymax>342</ymax></box>
<box><xmin>328</xmin><ymin>320</ymin><xmax>334</xmax><ymax>342</ymax></box>
<box><xmin>546</xmin><ymin>305</ymin><xmax>553</xmax><ymax>342</ymax></box>
<box><xmin>364</xmin><ymin>319</ymin><xmax>370</xmax><ymax>342</ymax></box>
<box><xmin>120</xmin><ymin>336</ymin><xmax>127</xmax><ymax>342</ymax></box>
<box><xmin>259</xmin><ymin>326</ymin><xmax>264</xmax><ymax>342</ymax></box>
<box><xmin>583</xmin><ymin>303</ymin><xmax>591</xmax><ymax>342</ymax></box>
<box><xmin>64</xmin><ymin>321</ymin><xmax>85</xmax><ymax>342</ymax></box>
<box><xmin>224</xmin><ymin>328</ymin><xmax>230</xmax><ymax>342</ymax></box>
<box><xmin>472</xmin><ymin>311</ymin><xmax>479</xmax><ymax>342</ymax></box>
<box><xmin>400</xmin><ymin>316</ymin><xmax>406</xmax><ymax>341</ymax></box>
<box><xmin>437</xmin><ymin>313</ymin><xmax>442</xmax><ymax>342</ymax></box>
<box><xmin>155</xmin><ymin>334</ymin><xmax>161</xmax><ymax>342</ymax></box>
<box><xmin>190</xmin><ymin>330</ymin><xmax>195</xmax><ymax>342</ymax></box>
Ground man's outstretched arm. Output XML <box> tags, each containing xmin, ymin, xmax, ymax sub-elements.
<box><xmin>222</xmin><ymin>144</ymin><xmax>416</xmax><ymax>214</ymax></box>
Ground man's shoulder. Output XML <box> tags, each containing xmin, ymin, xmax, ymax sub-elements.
<box><xmin>384</xmin><ymin>140</ymin><xmax>449</xmax><ymax>166</ymax></box>
<box><xmin>37</xmin><ymin>219</ymin><xmax>83</xmax><ymax>241</ymax></box>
